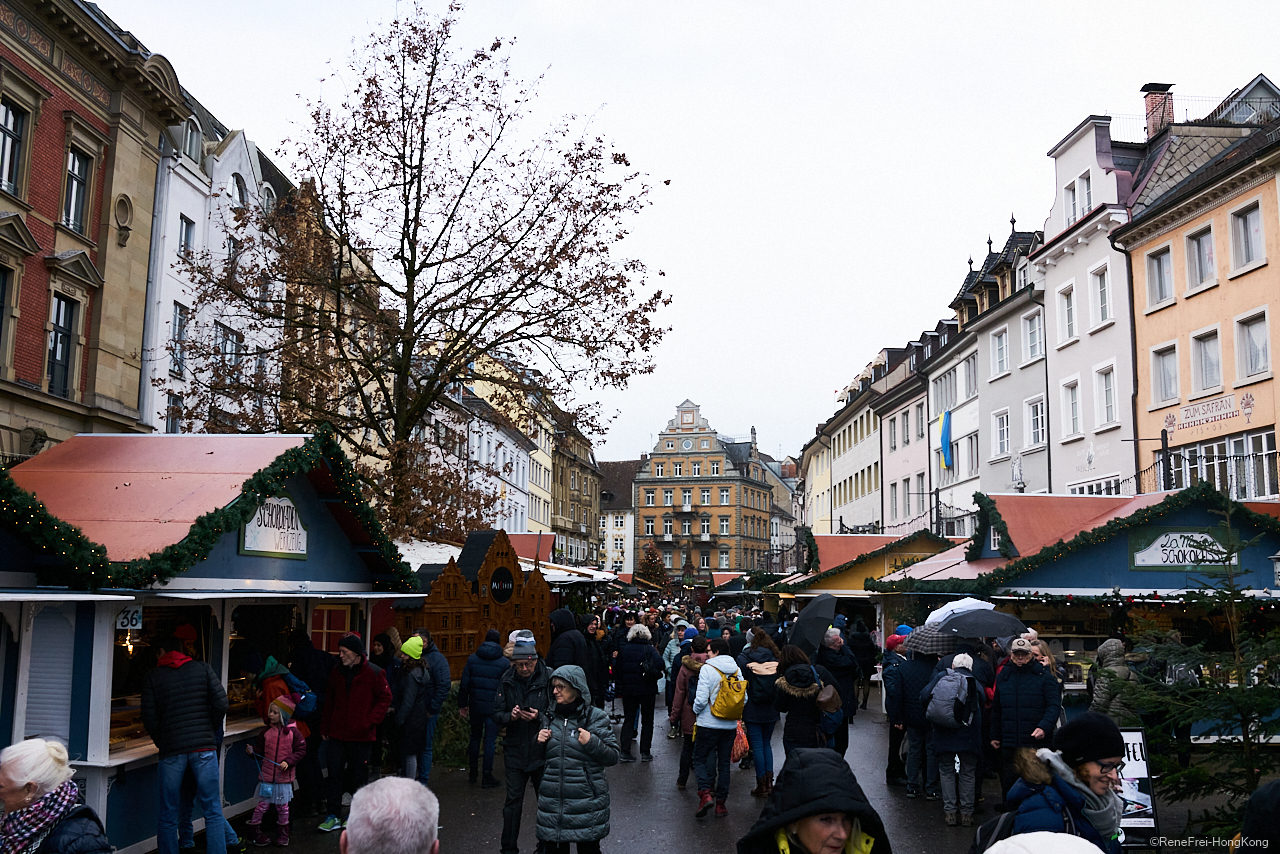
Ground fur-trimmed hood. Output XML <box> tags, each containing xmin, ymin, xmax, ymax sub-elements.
<box><xmin>681</xmin><ymin>653</ymin><xmax>707</xmax><ymax>673</ymax></box>
<box><xmin>776</xmin><ymin>663</ymin><xmax>820</xmax><ymax>698</ymax></box>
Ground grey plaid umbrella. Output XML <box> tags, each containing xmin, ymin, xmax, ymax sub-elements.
<box><xmin>899</xmin><ymin>621</ymin><xmax>959</xmax><ymax>656</ymax></box>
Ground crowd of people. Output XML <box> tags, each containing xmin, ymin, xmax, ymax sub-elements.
<box><xmin>0</xmin><ymin>606</ymin><xmax>1277</xmax><ymax>854</ymax></box>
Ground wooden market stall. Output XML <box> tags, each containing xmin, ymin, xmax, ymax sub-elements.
<box><xmin>0</xmin><ymin>432</ymin><xmax>414</xmax><ymax>854</ymax></box>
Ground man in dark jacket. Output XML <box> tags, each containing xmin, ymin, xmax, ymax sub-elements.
<box><xmin>846</xmin><ymin>619</ymin><xmax>880</xmax><ymax>709</ymax></box>
<box><xmin>886</xmin><ymin>650</ymin><xmax>940</xmax><ymax>800</ymax></box>
<box><xmin>142</xmin><ymin>635</ymin><xmax>230</xmax><ymax>854</ymax></box>
<box><xmin>816</xmin><ymin>627</ymin><xmax>862</xmax><ymax>756</ymax></box>
<box><xmin>459</xmin><ymin>628</ymin><xmax>511</xmax><ymax>788</ymax></box>
<box><xmin>317</xmin><ymin>635</ymin><xmax>392</xmax><ymax>832</ymax></box>
<box><xmin>881</xmin><ymin>634</ymin><xmax>908</xmax><ymax>785</ymax></box>
<box><xmin>990</xmin><ymin>636</ymin><xmax>1062</xmax><ymax>804</ymax></box>
<box><xmin>412</xmin><ymin>629</ymin><xmax>453</xmax><ymax>786</ymax></box>
<box><xmin>494</xmin><ymin>633</ymin><xmax>552</xmax><ymax>854</ymax></box>
<box><xmin>547</xmin><ymin>608</ymin><xmax>588</xmax><ymax>671</ymax></box>
<box><xmin>288</xmin><ymin>629</ymin><xmax>335</xmax><ymax>815</ymax></box>
<box><xmin>615</xmin><ymin>623</ymin><xmax>664</xmax><ymax>762</ymax></box>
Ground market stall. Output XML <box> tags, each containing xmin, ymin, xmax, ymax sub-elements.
<box><xmin>0</xmin><ymin>431</ymin><xmax>414</xmax><ymax>854</ymax></box>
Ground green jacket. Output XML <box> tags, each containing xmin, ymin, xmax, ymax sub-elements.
<box><xmin>536</xmin><ymin>665</ymin><xmax>620</xmax><ymax>842</ymax></box>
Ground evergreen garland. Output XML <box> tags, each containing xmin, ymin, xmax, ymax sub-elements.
<box><xmin>868</xmin><ymin>481</ymin><xmax>1280</xmax><ymax>597</ymax></box>
<box><xmin>5</xmin><ymin>428</ymin><xmax>415</xmax><ymax>593</ymax></box>
<box><xmin>0</xmin><ymin>470</ymin><xmax>111</xmax><ymax>586</ymax></box>
<box><xmin>767</xmin><ymin>529</ymin><xmax>954</xmax><ymax>593</ymax></box>
<box><xmin>803</xmin><ymin>527</ymin><xmax>820</xmax><ymax>572</ymax></box>
<box><xmin>966</xmin><ymin>491</ymin><xmax>1015</xmax><ymax>561</ymax></box>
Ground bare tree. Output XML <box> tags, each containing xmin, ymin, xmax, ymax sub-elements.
<box><xmin>172</xmin><ymin>4</ymin><xmax>669</xmax><ymax>539</ymax></box>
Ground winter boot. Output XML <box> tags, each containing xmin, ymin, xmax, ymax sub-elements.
<box><xmin>763</xmin><ymin>772</ymin><xmax>774</xmax><ymax>796</ymax></box>
<box><xmin>275</xmin><ymin>822</ymin><xmax>290</xmax><ymax>847</ymax></box>
<box><xmin>252</xmin><ymin>828</ymin><xmax>272</xmax><ymax>847</ymax></box>
<box><xmin>696</xmin><ymin>790</ymin><xmax>713</xmax><ymax>818</ymax></box>
<box><xmin>715</xmin><ymin>799</ymin><xmax>728</xmax><ymax>818</ymax></box>
<box><xmin>944</xmin><ymin>812</ymin><xmax>957</xmax><ymax>827</ymax></box>
<box><xmin>961</xmin><ymin>814</ymin><xmax>974</xmax><ymax>827</ymax></box>
<box><xmin>751</xmin><ymin>776</ymin><xmax>767</xmax><ymax>797</ymax></box>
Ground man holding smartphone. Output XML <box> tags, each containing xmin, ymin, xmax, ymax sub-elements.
<box><xmin>494</xmin><ymin>631</ymin><xmax>552</xmax><ymax>854</ymax></box>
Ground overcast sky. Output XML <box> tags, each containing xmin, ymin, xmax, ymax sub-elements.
<box><xmin>103</xmin><ymin>0</ymin><xmax>1280</xmax><ymax>463</ymax></box>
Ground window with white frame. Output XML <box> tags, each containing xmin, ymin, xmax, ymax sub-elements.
<box><xmin>665</xmin><ymin>440</ymin><xmax>674</xmax><ymax>449</ymax></box>
<box><xmin>889</xmin><ymin>417</ymin><xmax>897</xmax><ymax>450</ymax></box>
<box><xmin>663</xmin><ymin>489</ymin><xmax>673</xmax><ymax>506</ymax></box>
<box><xmin>1062</xmin><ymin>381</ymin><xmax>1080</xmax><ymax>435</ymax></box>
<box><xmin>719</xmin><ymin>551</ymin><xmax>729</xmax><ymax>568</ymax></box>
<box><xmin>701</xmin><ymin>488</ymin><xmax>711</xmax><ymax>504</ymax></box>
<box><xmin>1193</xmin><ymin>329</ymin><xmax>1222</xmax><ymax>392</ymax></box>
<box><xmin>1093</xmin><ymin>266</ymin><xmax>1110</xmax><ymax>323</ymax></box>
<box><xmin>644</xmin><ymin>517</ymin><xmax>654</xmax><ymax>535</ymax></box>
<box><xmin>1148</xmin><ymin>248</ymin><xmax>1173</xmax><ymax>305</ymax></box>
<box><xmin>966</xmin><ymin>433</ymin><xmax>979</xmax><ymax>477</ymax></box>
<box><xmin>710</xmin><ymin>461</ymin><xmax>720</xmax><ymax>475</ymax></box>
<box><xmin>889</xmin><ymin>483</ymin><xmax>898</xmax><ymax>520</ymax></box>
<box><xmin>1187</xmin><ymin>226</ymin><xmax>1216</xmax><ymax>288</ymax></box>
<box><xmin>992</xmin><ymin>330</ymin><xmax>1009</xmax><ymax>375</ymax></box>
<box><xmin>663</xmin><ymin>551</ymin><xmax>672</xmax><ymax>569</ymax></box>
<box><xmin>663</xmin><ymin>518</ymin><xmax>672</xmax><ymax>535</ymax></box>
<box><xmin>615</xmin><ymin>514</ymin><xmax>625</xmax><ymax>529</ymax></box>
<box><xmin>994</xmin><ymin>410</ymin><xmax>1010</xmax><ymax>456</ymax></box>
<box><xmin>682</xmin><ymin>488</ymin><xmax>692</xmax><ymax>506</ymax></box>
<box><xmin>1017</xmin><ymin>265</ymin><xmax>1029</xmax><ymax>291</ymax></box>
<box><xmin>720</xmin><ymin>487</ymin><xmax>730</xmax><ymax>504</ymax></box>
<box><xmin>719</xmin><ymin>517</ymin><xmax>729</xmax><ymax>535</ymax></box>
<box><xmin>700</xmin><ymin>439</ymin><xmax>709</xmax><ymax>448</ymax></box>
<box><xmin>1232</xmin><ymin>203</ymin><xmax>1263</xmax><ymax>269</ymax></box>
<box><xmin>1153</xmin><ymin>345</ymin><xmax>1179</xmax><ymax>404</ymax></box>
<box><xmin>673</xmin><ymin>462</ymin><xmax>682</xmax><ymax>476</ymax></box>
<box><xmin>645</xmin><ymin>489</ymin><xmax>655</xmax><ymax>506</ymax></box>
<box><xmin>701</xmin><ymin>518</ymin><xmax>711</xmax><ymax>535</ymax></box>
<box><xmin>964</xmin><ymin>353</ymin><xmax>978</xmax><ymax>397</ymax></box>
<box><xmin>1060</xmin><ymin>287</ymin><xmax>1076</xmax><ymax>340</ymax></box>
<box><xmin>1079</xmin><ymin>172</ymin><xmax>1092</xmax><ymax>211</ymax></box>
<box><xmin>916</xmin><ymin>473</ymin><xmax>925</xmax><ymax>513</ymax></box>
<box><xmin>1027</xmin><ymin>398</ymin><xmax>1046</xmax><ymax>446</ymax></box>
<box><xmin>902</xmin><ymin>479</ymin><xmax>911</xmax><ymax>517</ymax></box>
<box><xmin>692</xmin><ymin>462</ymin><xmax>701</xmax><ymax>476</ymax></box>
<box><xmin>1025</xmin><ymin>312</ymin><xmax>1044</xmax><ymax>358</ymax></box>
<box><xmin>1096</xmin><ymin>367</ymin><xmax>1117</xmax><ymax>425</ymax></box>
<box><xmin>901</xmin><ymin>409</ymin><xmax>909</xmax><ymax>445</ymax></box>
<box><xmin>916</xmin><ymin>403</ymin><xmax>925</xmax><ymax>438</ymax></box>
<box><xmin>990</xmin><ymin>526</ymin><xmax>1000</xmax><ymax>552</ymax></box>
<box><xmin>183</xmin><ymin>118</ymin><xmax>202</xmax><ymax>160</ymax></box>
<box><xmin>655</xmin><ymin>463</ymin><xmax>664</xmax><ymax>477</ymax></box>
<box><xmin>1237</xmin><ymin>311</ymin><xmax>1270</xmax><ymax>378</ymax></box>
<box><xmin>933</xmin><ymin>366</ymin><xmax>958</xmax><ymax>410</ymax></box>
<box><xmin>1065</xmin><ymin>183</ymin><xmax>1077</xmax><ymax>226</ymax></box>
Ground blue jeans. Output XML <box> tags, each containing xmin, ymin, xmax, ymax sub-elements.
<box><xmin>179</xmin><ymin>766</ymin><xmax>239</xmax><ymax>848</ymax></box>
<box><xmin>413</xmin><ymin>715</ymin><xmax>440</xmax><ymax>785</ymax></box>
<box><xmin>159</xmin><ymin>751</ymin><xmax>227</xmax><ymax>854</ymax></box>
<box><xmin>745</xmin><ymin>721</ymin><xmax>776</xmax><ymax>776</ymax></box>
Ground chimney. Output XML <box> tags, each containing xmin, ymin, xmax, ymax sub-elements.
<box><xmin>1142</xmin><ymin>83</ymin><xmax>1175</xmax><ymax>139</ymax></box>
<box><xmin>750</xmin><ymin>426</ymin><xmax>757</xmax><ymax>447</ymax></box>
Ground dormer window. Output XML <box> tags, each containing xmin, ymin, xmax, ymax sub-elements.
<box><xmin>183</xmin><ymin>119</ymin><xmax>201</xmax><ymax>161</ymax></box>
<box><xmin>1065</xmin><ymin>183</ymin><xmax>1077</xmax><ymax>225</ymax></box>
<box><xmin>231</xmin><ymin>173</ymin><xmax>247</xmax><ymax>208</ymax></box>
<box><xmin>261</xmin><ymin>183</ymin><xmax>276</xmax><ymax>212</ymax></box>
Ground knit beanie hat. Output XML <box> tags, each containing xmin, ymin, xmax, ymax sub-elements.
<box><xmin>271</xmin><ymin>695</ymin><xmax>296</xmax><ymax>726</ymax></box>
<box><xmin>511</xmin><ymin>629</ymin><xmax>538</xmax><ymax>661</ymax></box>
<box><xmin>1054</xmin><ymin>711</ymin><xmax>1126</xmax><ymax>768</ymax></box>
<box><xmin>896</xmin><ymin>624</ymin><xmax>913</xmax><ymax>635</ymax></box>
<box><xmin>952</xmin><ymin>653</ymin><xmax>973</xmax><ymax>671</ymax></box>
<box><xmin>485</xmin><ymin>629</ymin><xmax>501</xmax><ymax>644</ymax></box>
<box><xmin>338</xmin><ymin>635</ymin><xmax>365</xmax><ymax>657</ymax></box>
<box><xmin>683</xmin><ymin>627</ymin><xmax>700</xmax><ymax>641</ymax></box>
<box><xmin>400</xmin><ymin>636</ymin><xmax>423</xmax><ymax>660</ymax></box>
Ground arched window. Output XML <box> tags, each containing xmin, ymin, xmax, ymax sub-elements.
<box><xmin>182</xmin><ymin>118</ymin><xmax>201</xmax><ymax>160</ymax></box>
<box><xmin>231</xmin><ymin>173</ymin><xmax>247</xmax><ymax>207</ymax></box>
<box><xmin>260</xmin><ymin>182</ymin><xmax>276</xmax><ymax>212</ymax></box>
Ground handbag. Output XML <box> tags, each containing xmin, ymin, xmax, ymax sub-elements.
<box><xmin>730</xmin><ymin>721</ymin><xmax>750</xmax><ymax>763</ymax></box>
<box><xmin>812</xmin><ymin>666</ymin><xmax>844</xmax><ymax>736</ymax></box>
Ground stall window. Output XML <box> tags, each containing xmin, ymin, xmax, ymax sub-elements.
<box><xmin>26</xmin><ymin>606</ymin><xmax>74</xmax><ymax>744</ymax></box>
<box><xmin>310</xmin><ymin>605</ymin><xmax>351</xmax><ymax>654</ymax></box>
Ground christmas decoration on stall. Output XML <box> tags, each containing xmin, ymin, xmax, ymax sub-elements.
<box><xmin>0</xmin><ymin>469</ymin><xmax>110</xmax><ymax>586</ymax></box>
<box><xmin>802</xmin><ymin>526</ymin><xmax>820</xmax><ymax>573</ymax></box>
<box><xmin>966</xmin><ymin>491</ymin><xmax>1015</xmax><ymax>561</ymax></box>
<box><xmin>767</xmin><ymin>528</ymin><xmax>953</xmax><ymax>594</ymax></box>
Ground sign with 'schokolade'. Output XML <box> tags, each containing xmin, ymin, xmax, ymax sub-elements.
<box><xmin>240</xmin><ymin>493</ymin><xmax>308</xmax><ymax>560</ymax></box>
<box><xmin>1129</xmin><ymin>526</ymin><xmax>1236</xmax><ymax>573</ymax></box>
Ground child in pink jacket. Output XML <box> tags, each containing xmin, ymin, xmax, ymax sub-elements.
<box><xmin>245</xmin><ymin>695</ymin><xmax>307</xmax><ymax>846</ymax></box>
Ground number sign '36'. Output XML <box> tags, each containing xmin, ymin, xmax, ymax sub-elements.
<box><xmin>116</xmin><ymin>605</ymin><xmax>142</xmax><ymax>630</ymax></box>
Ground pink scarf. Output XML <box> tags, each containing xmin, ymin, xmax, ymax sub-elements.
<box><xmin>0</xmin><ymin>780</ymin><xmax>79</xmax><ymax>854</ymax></box>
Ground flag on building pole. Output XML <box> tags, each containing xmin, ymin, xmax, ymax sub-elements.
<box><xmin>940</xmin><ymin>410</ymin><xmax>952</xmax><ymax>468</ymax></box>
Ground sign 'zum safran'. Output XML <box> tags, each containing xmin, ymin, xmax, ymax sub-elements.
<box><xmin>1129</xmin><ymin>527</ymin><xmax>1236</xmax><ymax>574</ymax></box>
<box><xmin>240</xmin><ymin>493</ymin><xmax>309</xmax><ymax>559</ymax></box>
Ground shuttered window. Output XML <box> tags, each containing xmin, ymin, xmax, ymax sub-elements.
<box><xmin>25</xmin><ymin>607</ymin><xmax>74</xmax><ymax>745</ymax></box>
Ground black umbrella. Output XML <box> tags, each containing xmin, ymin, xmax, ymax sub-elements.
<box><xmin>937</xmin><ymin>609</ymin><xmax>1026</xmax><ymax>638</ymax></box>
<box><xmin>788</xmin><ymin>593</ymin><xmax>837</xmax><ymax>657</ymax></box>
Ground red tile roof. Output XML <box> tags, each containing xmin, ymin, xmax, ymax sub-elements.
<box><xmin>989</xmin><ymin>493</ymin><xmax>1133</xmax><ymax>556</ymax></box>
<box><xmin>10</xmin><ymin>434</ymin><xmax>308</xmax><ymax>562</ymax></box>
<box><xmin>812</xmin><ymin>535</ymin><xmax>901</xmax><ymax>568</ymax></box>
<box><xmin>507</xmin><ymin>532</ymin><xmax>556</xmax><ymax>563</ymax></box>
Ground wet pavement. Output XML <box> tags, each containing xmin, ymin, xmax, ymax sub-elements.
<box><xmin>259</xmin><ymin>698</ymin><xmax>975</xmax><ymax>854</ymax></box>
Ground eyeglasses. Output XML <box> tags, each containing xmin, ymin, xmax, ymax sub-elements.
<box><xmin>1096</xmin><ymin>761</ymin><xmax>1125</xmax><ymax>776</ymax></box>
<box><xmin>551</xmin><ymin>683</ymin><xmax>570</xmax><ymax>692</ymax></box>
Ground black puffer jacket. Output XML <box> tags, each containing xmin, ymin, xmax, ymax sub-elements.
<box><xmin>737</xmin><ymin>646</ymin><xmax>780</xmax><ymax>724</ymax></box>
<box><xmin>535</xmin><ymin>666</ymin><xmax>619</xmax><ymax>843</ymax></box>
<box><xmin>886</xmin><ymin>655</ymin><xmax>937</xmax><ymax>729</ymax></box>
<box><xmin>459</xmin><ymin>640</ymin><xmax>511</xmax><ymax>718</ymax></box>
<box><xmin>495</xmin><ymin>659</ymin><xmax>552</xmax><ymax>771</ymax></box>
<box><xmin>991</xmin><ymin>659</ymin><xmax>1062</xmax><ymax>747</ymax></box>
<box><xmin>396</xmin><ymin>665</ymin><xmax>433</xmax><ymax>753</ymax></box>
<box><xmin>616</xmin><ymin>630</ymin><xmax>663</xmax><ymax>697</ymax></box>
<box><xmin>737</xmin><ymin>747</ymin><xmax>892</xmax><ymax>854</ymax></box>
<box><xmin>547</xmin><ymin>609</ymin><xmax>588</xmax><ymax>671</ymax></box>
<box><xmin>774</xmin><ymin>663</ymin><xmax>835</xmax><ymax>749</ymax></box>
<box><xmin>816</xmin><ymin>643</ymin><xmax>862</xmax><ymax>717</ymax></box>
<box><xmin>141</xmin><ymin>654</ymin><xmax>229</xmax><ymax>756</ymax></box>
<box><xmin>35</xmin><ymin>805</ymin><xmax>113</xmax><ymax>854</ymax></box>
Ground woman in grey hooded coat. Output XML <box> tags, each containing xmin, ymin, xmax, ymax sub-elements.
<box><xmin>535</xmin><ymin>665</ymin><xmax>620</xmax><ymax>854</ymax></box>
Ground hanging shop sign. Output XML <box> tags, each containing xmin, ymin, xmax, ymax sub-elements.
<box><xmin>1129</xmin><ymin>526</ymin><xmax>1236</xmax><ymax>573</ymax></box>
<box><xmin>240</xmin><ymin>493</ymin><xmax>309</xmax><ymax>559</ymax></box>
<box><xmin>1118</xmin><ymin>728</ymin><xmax>1158</xmax><ymax>848</ymax></box>
<box><xmin>486</xmin><ymin>565</ymin><xmax>515</xmax><ymax>603</ymax></box>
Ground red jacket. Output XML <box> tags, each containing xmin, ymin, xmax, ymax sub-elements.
<box><xmin>252</xmin><ymin>722</ymin><xmax>306</xmax><ymax>784</ymax></box>
<box><xmin>321</xmin><ymin>659</ymin><xmax>392</xmax><ymax>742</ymax></box>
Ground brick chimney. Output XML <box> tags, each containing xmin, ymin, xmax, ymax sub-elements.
<box><xmin>1142</xmin><ymin>83</ymin><xmax>1174</xmax><ymax>139</ymax></box>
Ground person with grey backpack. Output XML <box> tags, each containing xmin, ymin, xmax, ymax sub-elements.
<box><xmin>921</xmin><ymin>652</ymin><xmax>983</xmax><ymax>827</ymax></box>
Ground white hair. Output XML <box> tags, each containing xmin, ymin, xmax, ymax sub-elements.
<box><xmin>823</xmin><ymin>627</ymin><xmax>843</xmax><ymax>647</ymax></box>
<box><xmin>627</xmin><ymin>623</ymin><xmax>652</xmax><ymax>642</ymax></box>
<box><xmin>0</xmin><ymin>739</ymin><xmax>74</xmax><ymax>796</ymax></box>
<box><xmin>345</xmin><ymin>777</ymin><xmax>439</xmax><ymax>854</ymax></box>
<box><xmin>952</xmin><ymin>653</ymin><xmax>974</xmax><ymax>671</ymax></box>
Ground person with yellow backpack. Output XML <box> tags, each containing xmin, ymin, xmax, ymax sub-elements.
<box><xmin>691</xmin><ymin>637</ymin><xmax>747</xmax><ymax>819</ymax></box>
